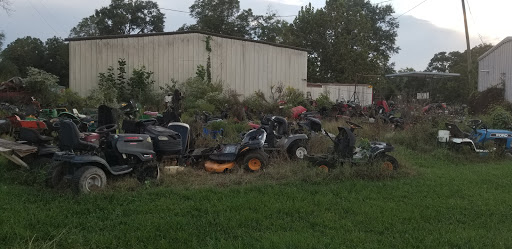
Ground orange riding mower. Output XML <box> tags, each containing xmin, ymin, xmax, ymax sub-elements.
<box><xmin>193</xmin><ymin>128</ymin><xmax>269</xmax><ymax>173</ymax></box>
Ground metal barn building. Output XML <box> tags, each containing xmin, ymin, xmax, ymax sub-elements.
<box><xmin>66</xmin><ymin>31</ymin><xmax>308</xmax><ymax>98</ymax></box>
<box><xmin>306</xmin><ymin>83</ymin><xmax>373</xmax><ymax>106</ymax></box>
<box><xmin>478</xmin><ymin>37</ymin><xmax>512</xmax><ymax>101</ymax></box>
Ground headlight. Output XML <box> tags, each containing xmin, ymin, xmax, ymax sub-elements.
<box><xmin>158</xmin><ymin>136</ymin><xmax>169</xmax><ymax>140</ymax></box>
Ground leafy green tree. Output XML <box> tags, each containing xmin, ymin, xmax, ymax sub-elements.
<box><xmin>284</xmin><ymin>0</ymin><xmax>399</xmax><ymax>83</ymax></box>
<box><xmin>250</xmin><ymin>11</ymin><xmax>289</xmax><ymax>43</ymax></box>
<box><xmin>424</xmin><ymin>44</ymin><xmax>493</xmax><ymax>103</ymax></box>
<box><xmin>70</xmin><ymin>0</ymin><xmax>165</xmax><ymax>37</ymax></box>
<box><xmin>43</xmin><ymin>37</ymin><xmax>69</xmax><ymax>86</ymax></box>
<box><xmin>0</xmin><ymin>0</ymin><xmax>11</xmax><ymax>13</ymax></box>
<box><xmin>181</xmin><ymin>0</ymin><xmax>253</xmax><ymax>38</ymax></box>
<box><xmin>0</xmin><ymin>32</ymin><xmax>4</xmax><ymax>49</ymax></box>
<box><xmin>1</xmin><ymin>36</ymin><xmax>45</xmax><ymax>76</ymax></box>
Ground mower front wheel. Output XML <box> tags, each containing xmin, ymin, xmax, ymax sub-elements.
<box><xmin>243</xmin><ymin>151</ymin><xmax>268</xmax><ymax>172</ymax></box>
<box><xmin>314</xmin><ymin>160</ymin><xmax>334</xmax><ymax>172</ymax></box>
<box><xmin>46</xmin><ymin>162</ymin><xmax>66</xmax><ymax>188</ymax></box>
<box><xmin>374</xmin><ymin>154</ymin><xmax>399</xmax><ymax>171</ymax></box>
<box><xmin>72</xmin><ymin>166</ymin><xmax>107</xmax><ymax>194</ymax></box>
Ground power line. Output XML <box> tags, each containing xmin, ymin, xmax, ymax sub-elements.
<box><xmin>375</xmin><ymin>0</ymin><xmax>393</xmax><ymax>4</ymax></box>
<box><xmin>465</xmin><ymin>0</ymin><xmax>485</xmax><ymax>45</ymax></box>
<box><xmin>160</xmin><ymin>7</ymin><xmax>296</xmax><ymax>18</ymax></box>
<box><xmin>396</xmin><ymin>0</ymin><xmax>429</xmax><ymax>18</ymax></box>
<box><xmin>25</xmin><ymin>0</ymin><xmax>60</xmax><ymax>36</ymax></box>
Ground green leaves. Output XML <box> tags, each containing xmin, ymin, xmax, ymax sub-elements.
<box><xmin>69</xmin><ymin>0</ymin><xmax>165</xmax><ymax>37</ymax></box>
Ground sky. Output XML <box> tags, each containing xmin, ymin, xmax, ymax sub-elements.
<box><xmin>0</xmin><ymin>0</ymin><xmax>510</xmax><ymax>71</ymax></box>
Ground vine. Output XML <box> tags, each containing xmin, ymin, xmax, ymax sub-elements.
<box><xmin>204</xmin><ymin>35</ymin><xmax>212</xmax><ymax>84</ymax></box>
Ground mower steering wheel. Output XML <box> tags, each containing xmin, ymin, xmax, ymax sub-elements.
<box><xmin>346</xmin><ymin>121</ymin><xmax>363</xmax><ymax>129</ymax></box>
<box><xmin>95</xmin><ymin>124</ymin><xmax>118</xmax><ymax>134</ymax></box>
<box><xmin>466</xmin><ymin>119</ymin><xmax>482</xmax><ymax>130</ymax></box>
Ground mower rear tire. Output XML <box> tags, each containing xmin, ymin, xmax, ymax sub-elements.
<box><xmin>314</xmin><ymin>160</ymin><xmax>334</xmax><ymax>172</ymax></box>
<box><xmin>72</xmin><ymin>166</ymin><xmax>107</xmax><ymax>194</ymax></box>
<box><xmin>288</xmin><ymin>141</ymin><xmax>308</xmax><ymax>160</ymax></box>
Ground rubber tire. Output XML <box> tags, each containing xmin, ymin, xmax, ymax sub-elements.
<box><xmin>72</xmin><ymin>166</ymin><xmax>107</xmax><ymax>194</ymax></box>
<box><xmin>243</xmin><ymin>151</ymin><xmax>268</xmax><ymax>172</ymax></box>
<box><xmin>46</xmin><ymin>162</ymin><xmax>65</xmax><ymax>188</ymax></box>
<box><xmin>374</xmin><ymin>154</ymin><xmax>399</xmax><ymax>171</ymax></box>
<box><xmin>314</xmin><ymin>160</ymin><xmax>334</xmax><ymax>172</ymax></box>
<box><xmin>287</xmin><ymin>141</ymin><xmax>308</xmax><ymax>160</ymax></box>
<box><xmin>136</xmin><ymin>162</ymin><xmax>160</xmax><ymax>183</ymax></box>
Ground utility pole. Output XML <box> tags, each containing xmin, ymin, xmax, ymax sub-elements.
<box><xmin>461</xmin><ymin>0</ymin><xmax>472</xmax><ymax>86</ymax></box>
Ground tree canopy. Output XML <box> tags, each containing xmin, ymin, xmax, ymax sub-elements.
<box><xmin>283</xmin><ymin>0</ymin><xmax>399</xmax><ymax>83</ymax></box>
<box><xmin>69</xmin><ymin>0</ymin><xmax>165</xmax><ymax>37</ymax></box>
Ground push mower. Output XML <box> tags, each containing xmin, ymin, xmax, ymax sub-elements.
<box><xmin>49</xmin><ymin>120</ymin><xmax>159</xmax><ymax>194</ymax></box>
<box><xmin>305</xmin><ymin>121</ymin><xmax>399</xmax><ymax>172</ymax></box>
<box><xmin>438</xmin><ymin>120</ymin><xmax>512</xmax><ymax>155</ymax></box>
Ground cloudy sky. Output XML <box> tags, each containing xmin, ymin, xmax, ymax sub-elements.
<box><xmin>0</xmin><ymin>0</ymin><xmax>510</xmax><ymax>70</ymax></box>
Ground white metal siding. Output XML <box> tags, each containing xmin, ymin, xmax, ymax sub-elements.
<box><xmin>69</xmin><ymin>33</ymin><xmax>307</xmax><ymax>99</ymax></box>
<box><xmin>478</xmin><ymin>38</ymin><xmax>512</xmax><ymax>101</ymax></box>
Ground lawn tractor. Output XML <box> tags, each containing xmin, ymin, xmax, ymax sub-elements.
<box><xmin>305</xmin><ymin>121</ymin><xmax>399</xmax><ymax>172</ymax></box>
<box><xmin>50</xmin><ymin>120</ymin><xmax>159</xmax><ymax>194</ymax></box>
<box><xmin>438</xmin><ymin>120</ymin><xmax>512</xmax><ymax>155</ymax></box>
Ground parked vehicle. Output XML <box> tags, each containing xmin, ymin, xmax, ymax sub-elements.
<box><xmin>438</xmin><ymin>120</ymin><xmax>512</xmax><ymax>155</ymax></box>
<box><xmin>305</xmin><ymin>121</ymin><xmax>399</xmax><ymax>172</ymax></box>
<box><xmin>257</xmin><ymin>115</ymin><xmax>309</xmax><ymax>160</ymax></box>
<box><xmin>198</xmin><ymin>128</ymin><xmax>268</xmax><ymax>173</ymax></box>
<box><xmin>49</xmin><ymin>120</ymin><xmax>159</xmax><ymax>194</ymax></box>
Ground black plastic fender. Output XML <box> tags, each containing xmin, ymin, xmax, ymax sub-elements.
<box><xmin>52</xmin><ymin>152</ymin><xmax>123</xmax><ymax>175</ymax></box>
<box><xmin>283</xmin><ymin>134</ymin><xmax>308</xmax><ymax>149</ymax></box>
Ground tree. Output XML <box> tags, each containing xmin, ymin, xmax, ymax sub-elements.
<box><xmin>424</xmin><ymin>44</ymin><xmax>494</xmax><ymax>103</ymax></box>
<box><xmin>70</xmin><ymin>0</ymin><xmax>165</xmax><ymax>37</ymax></box>
<box><xmin>43</xmin><ymin>37</ymin><xmax>69</xmax><ymax>86</ymax></box>
<box><xmin>180</xmin><ymin>0</ymin><xmax>253</xmax><ymax>38</ymax></box>
<box><xmin>284</xmin><ymin>0</ymin><xmax>399</xmax><ymax>83</ymax></box>
<box><xmin>0</xmin><ymin>0</ymin><xmax>12</xmax><ymax>13</ymax></box>
<box><xmin>250</xmin><ymin>10</ymin><xmax>289</xmax><ymax>43</ymax></box>
<box><xmin>1</xmin><ymin>36</ymin><xmax>45</xmax><ymax>76</ymax></box>
<box><xmin>0</xmin><ymin>32</ymin><xmax>4</xmax><ymax>49</ymax></box>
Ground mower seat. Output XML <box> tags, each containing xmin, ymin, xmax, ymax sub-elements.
<box><xmin>445</xmin><ymin>123</ymin><xmax>470</xmax><ymax>138</ymax></box>
<box><xmin>334</xmin><ymin>127</ymin><xmax>356</xmax><ymax>159</ymax></box>
<box><xmin>58</xmin><ymin>120</ymin><xmax>99</xmax><ymax>152</ymax></box>
<box><xmin>19</xmin><ymin>127</ymin><xmax>53</xmax><ymax>144</ymax></box>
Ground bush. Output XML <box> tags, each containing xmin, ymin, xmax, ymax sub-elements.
<box><xmin>489</xmin><ymin>105</ymin><xmax>512</xmax><ymax>129</ymax></box>
<box><xmin>24</xmin><ymin>67</ymin><xmax>60</xmax><ymax>106</ymax></box>
<box><xmin>58</xmin><ymin>88</ymin><xmax>86</xmax><ymax>110</ymax></box>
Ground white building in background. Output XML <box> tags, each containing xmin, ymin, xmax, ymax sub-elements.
<box><xmin>478</xmin><ymin>37</ymin><xmax>512</xmax><ymax>101</ymax></box>
<box><xmin>306</xmin><ymin>83</ymin><xmax>373</xmax><ymax>106</ymax></box>
<box><xmin>66</xmin><ymin>31</ymin><xmax>308</xmax><ymax>98</ymax></box>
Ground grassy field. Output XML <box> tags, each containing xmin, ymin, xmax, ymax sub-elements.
<box><xmin>1</xmin><ymin>147</ymin><xmax>512</xmax><ymax>248</ymax></box>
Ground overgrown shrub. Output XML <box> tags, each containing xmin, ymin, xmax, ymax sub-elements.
<box><xmin>489</xmin><ymin>105</ymin><xmax>512</xmax><ymax>129</ymax></box>
<box><xmin>24</xmin><ymin>67</ymin><xmax>60</xmax><ymax>106</ymax></box>
<box><xmin>58</xmin><ymin>88</ymin><xmax>86</xmax><ymax>110</ymax></box>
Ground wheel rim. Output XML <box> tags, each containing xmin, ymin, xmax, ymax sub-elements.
<box><xmin>248</xmin><ymin>158</ymin><xmax>262</xmax><ymax>171</ymax></box>
<box><xmin>382</xmin><ymin>161</ymin><xmax>394</xmax><ymax>171</ymax></box>
<box><xmin>295</xmin><ymin>147</ymin><xmax>307</xmax><ymax>159</ymax></box>
<box><xmin>85</xmin><ymin>174</ymin><xmax>103</xmax><ymax>191</ymax></box>
<box><xmin>318</xmin><ymin>165</ymin><xmax>329</xmax><ymax>172</ymax></box>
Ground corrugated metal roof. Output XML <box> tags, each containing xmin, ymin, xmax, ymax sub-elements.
<box><xmin>478</xmin><ymin>36</ymin><xmax>512</xmax><ymax>61</ymax></box>
<box><xmin>385</xmin><ymin>71</ymin><xmax>460</xmax><ymax>78</ymax></box>
<box><xmin>64</xmin><ymin>30</ymin><xmax>309</xmax><ymax>52</ymax></box>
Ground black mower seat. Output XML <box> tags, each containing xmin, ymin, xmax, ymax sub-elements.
<box><xmin>58</xmin><ymin>120</ymin><xmax>99</xmax><ymax>152</ymax></box>
<box><xmin>19</xmin><ymin>127</ymin><xmax>53</xmax><ymax>144</ymax></box>
<box><xmin>445</xmin><ymin>123</ymin><xmax>470</xmax><ymax>138</ymax></box>
<box><xmin>208</xmin><ymin>144</ymin><xmax>239</xmax><ymax>162</ymax></box>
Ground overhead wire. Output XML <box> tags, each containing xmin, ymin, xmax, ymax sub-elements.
<box><xmin>159</xmin><ymin>7</ymin><xmax>297</xmax><ymax>18</ymax></box>
<box><xmin>396</xmin><ymin>0</ymin><xmax>429</xmax><ymax>18</ymax></box>
<box><xmin>465</xmin><ymin>0</ymin><xmax>485</xmax><ymax>45</ymax></box>
<box><xmin>25</xmin><ymin>0</ymin><xmax>60</xmax><ymax>37</ymax></box>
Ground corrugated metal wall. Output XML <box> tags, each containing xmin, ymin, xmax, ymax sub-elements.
<box><xmin>69</xmin><ymin>33</ymin><xmax>307</xmax><ymax>98</ymax></box>
<box><xmin>478</xmin><ymin>38</ymin><xmax>512</xmax><ymax>101</ymax></box>
<box><xmin>306</xmin><ymin>84</ymin><xmax>373</xmax><ymax>106</ymax></box>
